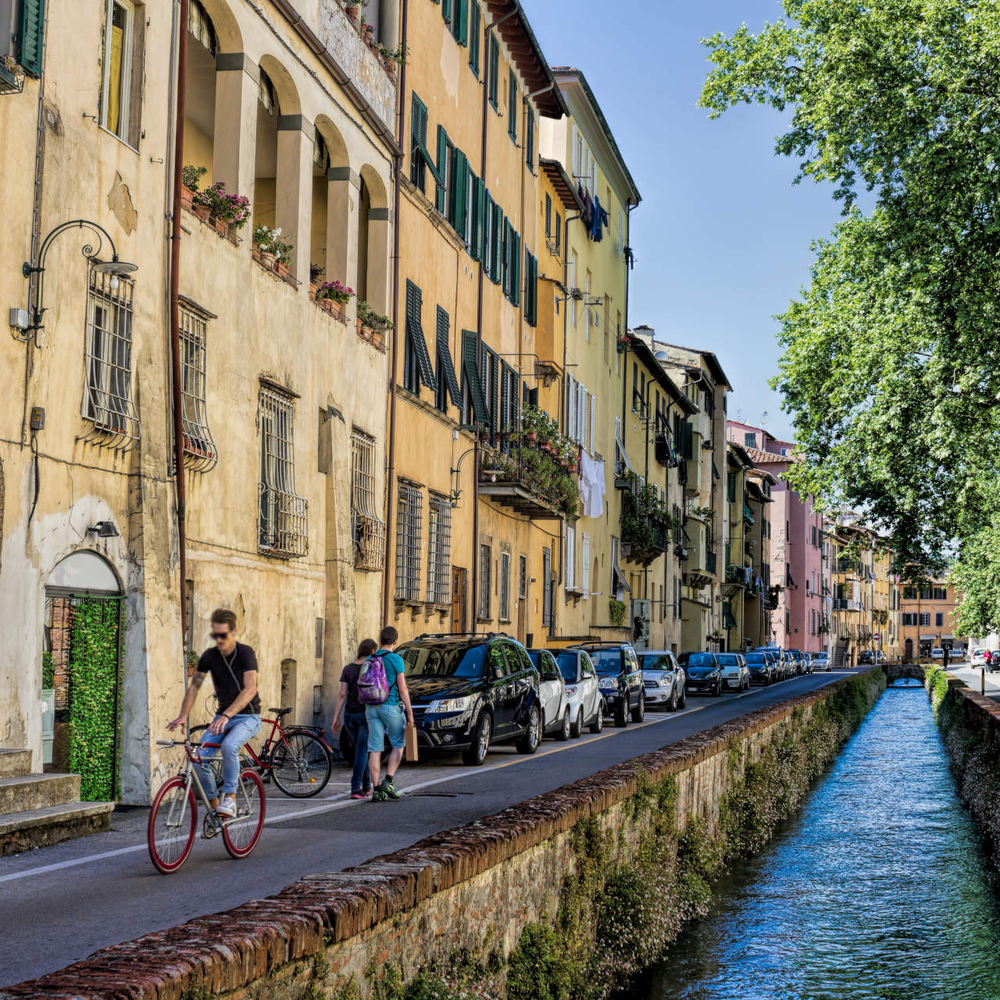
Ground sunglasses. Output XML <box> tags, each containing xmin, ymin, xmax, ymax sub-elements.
<box><xmin>210</xmin><ymin>631</ymin><xmax>231</xmax><ymax>640</ymax></box>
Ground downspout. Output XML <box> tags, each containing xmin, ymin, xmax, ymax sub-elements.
<box><xmin>558</xmin><ymin>212</ymin><xmax>578</xmax><ymax>638</ymax></box>
<box><xmin>382</xmin><ymin>0</ymin><xmax>408</xmax><ymax>626</ymax></box>
<box><xmin>169</xmin><ymin>0</ymin><xmax>190</xmax><ymax>646</ymax></box>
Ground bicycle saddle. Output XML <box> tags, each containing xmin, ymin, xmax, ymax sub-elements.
<box><xmin>268</xmin><ymin>707</ymin><xmax>293</xmax><ymax>717</ymax></box>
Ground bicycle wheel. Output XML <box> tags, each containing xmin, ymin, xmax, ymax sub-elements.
<box><xmin>222</xmin><ymin>768</ymin><xmax>265</xmax><ymax>859</ymax></box>
<box><xmin>270</xmin><ymin>731</ymin><xmax>332</xmax><ymax>797</ymax></box>
<box><xmin>148</xmin><ymin>776</ymin><xmax>196</xmax><ymax>874</ymax></box>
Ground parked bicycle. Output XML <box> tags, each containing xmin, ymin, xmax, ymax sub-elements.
<box><xmin>147</xmin><ymin>737</ymin><xmax>265</xmax><ymax>873</ymax></box>
<box><xmin>188</xmin><ymin>706</ymin><xmax>333</xmax><ymax>798</ymax></box>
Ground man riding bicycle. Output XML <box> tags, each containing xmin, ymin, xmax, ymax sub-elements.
<box><xmin>167</xmin><ymin>608</ymin><xmax>261</xmax><ymax>820</ymax></box>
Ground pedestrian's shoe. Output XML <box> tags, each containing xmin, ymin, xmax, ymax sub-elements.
<box><xmin>216</xmin><ymin>795</ymin><xmax>237</xmax><ymax>818</ymax></box>
<box><xmin>371</xmin><ymin>788</ymin><xmax>388</xmax><ymax>802</ymax></box>
<box><xmin>350</xmin><ymin>791</ymin><xmax>368</xmax><ymax>800</ymax></box>
<box><xmin>379</xmin><ymin>778</ymin><xmax>400</xmax><ymax>800</ymax></box>
<box><xmin>202</xmin><ymin>814</ymin><xmax>220</xmax><ymax>839</ymax></box>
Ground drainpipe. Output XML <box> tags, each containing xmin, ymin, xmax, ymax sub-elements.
<box><xmin>169</xmin><ymin>0</ymin><xmax>190</xmax><ymax>646</ymax></box>
<box><xmin>382</xmin><ymin>0</ymin><xmax>408</xmax><ymax>626</ymax></box>
<box><xmin>558</xmin><ymin>212</ymin><xmax>579</xmax><ymax>637</ymax></box>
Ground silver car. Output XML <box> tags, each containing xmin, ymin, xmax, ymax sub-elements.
<box><xmin>715</xmin><ymin>652</ymin><xmax>750</xmax><ymax>691</ymax></box>
<box><xmin>549</xmin><ymin>648</ymin><xmax>603</xmax><ymax>737</ymax></box>
<box><xmin>639</xmin><ymin>651</ymin><xmax>687</xmax><ymax>711</ymax></box>
<box><xmin>527</xmin><ymin>650</ymin><xmax>571</xmax><ymax>741</ymax></box>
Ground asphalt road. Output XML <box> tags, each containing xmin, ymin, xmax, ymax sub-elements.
<box><xmin>949</xmin><ymin>661</ymin><xmax>1000</xmax><ymax>703</ymax></box>
<box><xmin>0</xmin><ymin>668</ymin><xmax>858</xmax><ymax>987</ymax></box>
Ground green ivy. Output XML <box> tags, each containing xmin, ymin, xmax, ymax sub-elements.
<box><xmin>608</xmin><ymin>600</ymin><xmax>627</xmax><ymax>628</ymax></box>
<box><xmin>67</xmin><ymin>598</ymin><xmax>122</xmax><ymax>801</ymax></box>
<box><xmin>41</xmin><ymin>650</ymin><xmax>54</xmax><ymax>690</ymax></box>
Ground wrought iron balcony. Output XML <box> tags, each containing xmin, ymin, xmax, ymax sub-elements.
<box><xmin>258</xmin><ymin>486</ymin><xmax>309</xmax><ymax>558</ymax></box>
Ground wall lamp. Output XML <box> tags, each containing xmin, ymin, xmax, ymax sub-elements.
<box><xmin>11</xmin><ymin>219</ymin><xmax>137</xmax><ymax>344</ymax></box>
<box><xmin>87</xmin><ymin>520</ymin><xmax>120</xmax><ymax>538</ymax></box>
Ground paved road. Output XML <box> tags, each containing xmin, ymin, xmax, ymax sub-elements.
<box><xmin>0</xmin><ymin>669</ymin><xmax>858</xmax><ymax>986</ymax></box>
<box><xmin>949</xmin><ymin>662</ymin><xmax>1000</xmax><ymax>702</ymax></box>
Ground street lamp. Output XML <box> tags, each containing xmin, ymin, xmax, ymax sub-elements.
<box><xmin>12</xmin><ymin>219</ymin><xmax>137</xmax><ymax>344</ymax></box>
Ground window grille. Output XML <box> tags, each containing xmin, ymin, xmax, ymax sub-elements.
<box><xmin>518</xmin><ymin>554</ymin><xmax>527</xmax><ymax>599</ymax></box>
<box><xmin>179</xmin><ymin>304</ymin><xmax>218</xmax><ymax>472</ymax></box>
<box><xmin>427</xmin><ymin>493</ymin><xmax>452</xmax><ymax>604</ymax></box>
<box><xmin>81</xmin><ymin>268</ymin><xmax>140</xmax><ymax>449</ymax></box>
<box><xmin>258</xmin><ymin>383</ymin><xmax>308</xmax><ymax>557</ymax></box>
<box><xmin>499</xmin><ymin>551</ymin><xmax>511</xmax><ymax>621</ymax></box>
<box><xmin>351</xmin><ymin>429</ymin><xmax>385</xmax><ymax>572</ymax></box>
<box><xmin>395</xmin><ymin>482</ymin><xmax>423</xmax><ymax>600</ymax></box>
<box><xmin>919</xmin><ymin>612</ymin><xmax>930</xmax><ymax>627</ymax></box>
<box><xmin>479</xmin><ymin>542</ymin><xmax>492</xmax><ymax>620</ymax></box>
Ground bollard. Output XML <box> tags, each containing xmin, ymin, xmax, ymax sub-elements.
<box><xmin>983</xmin><ymin>667</ymin><xmax>986</xmax><ymax>696</ymax></box>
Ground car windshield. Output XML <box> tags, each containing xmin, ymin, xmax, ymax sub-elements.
<box><xmin>688</xmin><ymin>653</ymin><xmax>715</xmax><ymax>667</ymax></box>
<box><xmin>555</xmin><ymin>652</ymin><xmax>580</xmax><ymax>682</ymax></box>
<box><xmin>716</xmin><ymin>654</ymin><xmax>740</xmax><ymax>665</ymax></box>
<box><xmin>746</xmin><ymin>654</ymin><xmax>766</xmax><ymax>664</ymax></box>
<box><xmin>586</xmin><ymin>650</ymin><xmax>623</xmax><ymax>675</ymax></box>
<box><xmin>641</xmin><ymin>654</ymin><xmax>674</xmax><ymax>671</ymax></box>
<box><xmin>399</xmin><ymin>644</ymin><xmax>485</xmax><ymax>679</ymax></box>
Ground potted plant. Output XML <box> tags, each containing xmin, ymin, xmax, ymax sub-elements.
<box><xmin>252</xmin><ymin>225</ymin><xmax>294</xmax><ymax>273</ymax></box>
<box><xmin>192</xmin><ymin>181</ymin><xmax>251</xmax><ymax>230</ymax></box>
<box><xmin>343</xmin><ymin>0</ymin><xmax>364</xmax><ymax>24</ymax></box>
<box><xmin>316</xmin><ymin>279</ymin><xmax>355</xmax><ymax>304</ymax></box>
<box><xmin>182</xmin><ymin>164</ymin><xmax>207</xmax><ymax>192</ymax></box>
<box><xmin>310</xmin><ymin>263</ymin><xmax>325</xmax><ymax>286</ymax></box>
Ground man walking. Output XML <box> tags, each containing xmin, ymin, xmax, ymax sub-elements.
<box><xmin>168</xmin><ymin>608</ymin><xmax>261</xmax><ymax>820</ymax></box>
<box><xmin>942</xmin><ymin>645</ymin><xmax>951</xmax><ymax>670</ymax></box>
<box><xmin>365</xmin><ymin>626</ymin><xmax>414</xmax><ymax>802</ymax></box>
<box><xmin>331</xmin><ymin>638</ymin><xmax>377</xmax><ymax>799</ymax></box>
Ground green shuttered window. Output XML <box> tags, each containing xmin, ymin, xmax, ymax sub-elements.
<box><xmin>404</xmin><ymin>281</ymin><xmax>437</xmax><ymax>392</ymax></box>
<box><xmin>461</xmin><ymin>331</ymin><xmax>489</xmax><ymax>426</ymax></box>
<box><xmin>488</xmin><ymin>34</ymin><xmax>499</xmax><ymax>109</ymax></box>
<box><xmin>20</xmin><ymin>0</ymin><xmax>46</xmax><ymax>76</ymax></box>
<box><xmin>507</xmin><ymin>72</ymin><xmax>518</xmax><ymax>143</ymax></box>
<box><xmin>468</xmin><ymin>2</ymin><xmax>481</xmax><ymax>76</ymax></box>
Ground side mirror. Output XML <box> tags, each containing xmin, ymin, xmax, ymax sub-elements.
<box><xmin>542</xmin><ymin>671</ymin><xmax>560</xmax><ymax>683</ymax></box>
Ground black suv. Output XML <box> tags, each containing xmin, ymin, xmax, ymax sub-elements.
<box><xmin>566</xmin><ymin>641</ymin><xmax>644</xmax><ymax>727</ymax></box>
<box><xmin>395</xmin><ymin>633</ymin><xmax>543</xmax><ymax>765</ymax></box>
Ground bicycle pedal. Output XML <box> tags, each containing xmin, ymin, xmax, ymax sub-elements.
<box><xmin>202</xmin><ymin>815</ymin><xmax>220</xmax><ymax>839</ymax></box>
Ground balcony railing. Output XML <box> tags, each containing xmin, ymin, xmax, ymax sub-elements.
<box><xmin>621</xmin><ymin>489</ymin><xmax>672</xmax><ymax>565</ymax></box>
<box><xmin>684</xmin><ymin>517</ymin><xmax>714</xmax><ymax>587</ymax></box>
<box><xmin>258</xmin><ymin>486</ymin><xmax>309</xmax><ymax>558</ymax></box>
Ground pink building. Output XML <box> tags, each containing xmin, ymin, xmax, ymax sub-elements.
<box><xmin>727</xmin><ymin>422</ymin><xmax>825</xmax><ymax>653</ymax></box>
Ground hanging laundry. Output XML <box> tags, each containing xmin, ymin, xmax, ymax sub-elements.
<box><xmin>578</xmin><ymin>184</ymin><xmax>594</xmax><ymax>229</ymax></box>
<box><xmin>590</xmin><ymin>196</ymin><xmax>605</xmax><ymax>242</ymax></box>
<box><xmin>579</xmin><ymin>451</ymin><xmax>606</xmax><ymax>519</ymax></box>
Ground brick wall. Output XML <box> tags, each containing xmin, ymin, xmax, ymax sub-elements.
<box><xmin>1</xmin><ymin>672</ymin><xmax>882</xmax><ymax>1000</ymax></box>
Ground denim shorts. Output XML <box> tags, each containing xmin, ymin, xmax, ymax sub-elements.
<box><xmin>365</xmin><ymin>702</ymin><xmax>406</xmax><ymax>752</ymax></box>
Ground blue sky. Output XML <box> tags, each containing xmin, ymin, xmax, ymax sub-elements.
<box><xmin>523</xmin><ymin>0</ymin><xmax>844</xmax><ymax>441</ymax></box>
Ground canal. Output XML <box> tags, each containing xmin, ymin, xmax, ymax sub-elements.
<box><xmin>643</xmin><ymin>680</ymin><xmax>1000</xmax><ymax>999</ymax></box>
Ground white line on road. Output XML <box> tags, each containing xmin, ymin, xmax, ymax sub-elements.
<box><xmin>0</xmin><ymin>675</ymin><xmax>844</xmax><ymax>885</ymax></box>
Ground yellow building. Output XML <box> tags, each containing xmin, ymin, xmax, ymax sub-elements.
<box><xmin>0</xmin><ymin>0</ymin><xmax>397</xmax><ymax>802</ymax></box>
<box><xmin>386</xmin><ymin>0</ymin><xmax>566</xmax><ymax>644</ymax></box>
<box><xmin>900</xmin><ymin>581</ymin><xmax>964</xmax><ymax>661</ymax></box>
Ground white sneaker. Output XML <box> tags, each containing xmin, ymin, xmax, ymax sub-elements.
<box><xmin>216</xmin><ymin>796</ymin><xmax>237</xmax><ymax>818</ymax></box>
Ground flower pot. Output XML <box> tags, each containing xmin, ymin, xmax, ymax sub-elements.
<box><xmin>525</xmin><ymin>430</ymin><xmax>537</xmax><ymax>443</ymax></box>
<box><xmin>194</xmin><ymin>204</ymin><xmax>211</xmax><ymax>223</ymax></box>
<box><xmin>345</xmin><ymin>4</ymin><xmax>359</xmax><ymax>23</ymax></box>
<box><xmin>363</xmin><ymin>24</ymin><xmax>374</xmax><ymax>43</ymax></box>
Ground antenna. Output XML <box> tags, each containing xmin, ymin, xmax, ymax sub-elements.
<box><xmin>761</xmin><ymin>410</ymin><xmax>769</xmax><ymax>432</ymax></box>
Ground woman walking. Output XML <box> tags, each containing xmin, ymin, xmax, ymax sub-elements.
<box><xmin>331</xmin><ymin>638</ymin><xmax>377</xmax><ymax>799</ymax></box>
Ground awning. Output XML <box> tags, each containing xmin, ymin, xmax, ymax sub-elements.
<box><xmin>614</xmin><ymin>427</ymin><xmax>634</xmax><ymax>473</ymax></box>
<box><xmin>612</xmin><ymin>563</ymin><xmax>631</xmax><ymax>595</ymax></box>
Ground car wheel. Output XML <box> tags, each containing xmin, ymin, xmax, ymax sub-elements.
<box><xmin>556</xmin><ymin>709</ymin><xmax>571</xmax><ymax>742</ymax></box>
<box><xmin>462</xmin><ymin>712</ymin><xmax>492</xmax><ymax>766</ymax></box>
<box><xmin>515</xmin><ymin>705</ymin><xmax>542</xmax><ymax>754</ymax></box>
<box><xmin>712</xmin><ymin>680</ymin><xmax>722</xmax><ymax>698</ymax></box>
<box><xmin>570</xmin><ymin>709</ymin><xmax>583</xmax><ymax>739</ymax></box>
<box><xmin>667</xmin><ymin>687</ymin><xmax>678</xmax><ymax>712</ymax></box>
<box><xmin>678</xmin><ymin>685</ymin><xmax>686</xmax><ymax>709</ymax></box>
<box><xmin>589</xmin><ymin>703</ymin><xmax>604</xmax><ymax>734</ymax></box>
<box><xmin>614</xmin><ymin>699</ymin><xmax>629</xmax><ymax>727</ymax></box>
<box><xmin>631</xmin><ymin>690</ymin><xmax>645</xmax><ymax>723</ymax></box>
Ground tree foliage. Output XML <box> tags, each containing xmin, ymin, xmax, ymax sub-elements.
<box><xmin>701</xmin><ymin>0</ymin><xmax>1000</xmax><ymax>633</ymax></box>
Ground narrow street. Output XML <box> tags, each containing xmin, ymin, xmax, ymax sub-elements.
<box><xmin>0</xmin><ymin>670</ymin><xmax>853</xmax><ymax>987</ymax></box>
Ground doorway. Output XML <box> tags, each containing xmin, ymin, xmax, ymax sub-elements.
<box><xmin>44</xmin><ymin>551</ymin><xmax>123</xmax><ymax>801</ymax></box>
<box><xmin>451</xmin><ymin>567</ymin><xmax>467</xmax><ymax>633</ymax></box>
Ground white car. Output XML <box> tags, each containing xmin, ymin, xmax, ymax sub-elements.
<box><xmin>715</xmin><ymin>652</ymin><xmax>750</xmax><ymax>691</ymax></box>
<box><xmin>549</xmin><ymin>649</ymin><xmax>603</xmax><ymax>737</ymax></box>
<box><xmin>811</xmin><ymin>651</ymin><xmax>831</xmax><ymax>672</ymax></box>
<box><xmin>528</xmin><ymin>649</ymin><xmax>570</xmax><ymax>740</ymax></box>
<box><xmin>638</xmin><ymin>651</ymin><xmax>687</xmax><ymax>711</ymax></box>
<box><xmin>931</xmin><ymin>647</ymin><xmax>944</xmax><ymax>660</ymax></box>
<box><xmin>971</xmin><ymin>649</ymin><xmax>987</xmax><ymax>667</ymax></box>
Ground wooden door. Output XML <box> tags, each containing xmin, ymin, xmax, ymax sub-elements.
<box><xmin>451</xmin><ymin>567</ymin><xmax>467</xmax><ymax>633</ymax></box>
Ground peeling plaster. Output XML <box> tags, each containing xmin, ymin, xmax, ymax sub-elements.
<box><xmin>107</xmin><ymin>171</ymin><xmax>138</xmax><ymax>235</ymax></box>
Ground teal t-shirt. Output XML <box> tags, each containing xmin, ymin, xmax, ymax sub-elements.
<box><xmin>376</xmin><ymin>649</ymin><xmax>405</xmax><ymax>706</ymax></box>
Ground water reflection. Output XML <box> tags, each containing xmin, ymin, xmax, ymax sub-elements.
<box><xmin>643</xmin><ymin>682</ymin><xmax>1000</xmax><ymax>999</ymax></box>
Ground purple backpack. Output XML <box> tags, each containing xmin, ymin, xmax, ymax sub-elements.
<box><xmin>358</xmin><ymin>655</ymin><xmax>390</xmax><ymax>705</ymax></box>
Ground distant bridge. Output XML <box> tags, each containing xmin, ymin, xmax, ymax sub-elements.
<box><xmin>882</xmin><ymin>663</ymin><xmax>929</xmax><ymax>686</ymax></box>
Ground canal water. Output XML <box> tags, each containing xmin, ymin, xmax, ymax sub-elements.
<box><xmin>643</xmin><ymin>681</ymin><xmax>1000</xmax><ymax>1000</ymax></box>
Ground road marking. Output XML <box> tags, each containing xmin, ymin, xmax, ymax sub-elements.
<box><xmin>0</xmin><ymin>674</ymin><xmax>845</xmax><ymax>884</ymax></box>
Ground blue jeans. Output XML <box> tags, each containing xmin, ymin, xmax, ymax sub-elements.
<box><xmin>365</xmin><ymin>702</ymin><xmax>405</xmax><ymax>752</ymax></box>
<box><xmin>344</xmin><ymin>711</ymin><xmax>371</xmax><ymax>794</ymax></box>
<box><xmin>194</xmin><ymin>714</ymin><xmax>262</xmax><ymax>797</ymax></box>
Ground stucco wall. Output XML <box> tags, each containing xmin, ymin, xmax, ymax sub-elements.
<box><xmin>2</xmin><ymin>671</ymin><xmax>885</xmax><ymax>999</ymax></box>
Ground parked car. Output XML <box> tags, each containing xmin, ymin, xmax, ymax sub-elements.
<box><xmin>858</xmin><ymin>650</ymin><xmax>874</xmax><ymax>665</ymax></box>
<box><xmin>755</xmin><ymin>646</ymin><xmax>785</xmax><ymax>680</ymax></box>
<box><xmin>550</xmin><ymin>648</ymin><xmax>604</xmax><ymax>736</ymax></box>
<box><xmin>527</xmin><ymin>650</ymin><xmax>570</xmax><ymax>741</ymax></box>
<box><xmin>785</xmin><ymin>648</ymin><xmax>805</xmax><ymax>675</ymax></box>
<box><xmin>639</xmin><ymin>651</ymin><xmax>687</xmax><ymax>711</ymax></box>
<box><xmin>745</xmin><ymin>651</ymin><xmax>775</xmax><ymax>685</ymax></box>
<box><xmin>931</xmin><ymin>647</ymin><xmax>944</xmax><ymax>660</ymax></box>
<box><xmin>568</xmin><ymin>642</ymin><xmax>644</xmax><ymax>727</ymax></box>
<box><xmin>682</xmin><ymin>652</ymin><xmax>723</xmax><ymax>697</ymax></box>
<box><xmin>971</xmin><ymin>648</ymin><xmax>987</xmax><ymax>667</ymax></box>
<box><xmin>396</xmin><ymin>633</ymin><xmax>543</xmax><ymax>766</ymax></box>
<box><xmin>715</xmin><ymin>652</ymin><xmax>750</xmax><ymax>691</ymax></box>
<box><xmin>811</xmin><ymin>651</ymin><xmax>831</xmax><ymax>672</ymax></box>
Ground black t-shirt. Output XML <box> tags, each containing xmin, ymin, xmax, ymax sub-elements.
<box><xmin>340</xmin><ymin>662</ymin><xmax>365</xmax><ymax>714</ymax></box>
<box><xmin>196</xmin><ymin>643</ymin><xmax>261</xmax><ymax>716</ymax></box>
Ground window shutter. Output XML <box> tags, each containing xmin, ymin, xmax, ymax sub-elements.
<box><xmin>19</xmin><ymin>0</ymin><xmax>45</xmax><ymax>76</ymax></box>
<box><xmin>526</xmin><ymin>103</ymin><xmax>535</xmax><ymax>168</ymax></box>
<box><xmin>442</xmin><ymin>0</ymin><xmax>452</xmax><ymax>24</ymax></box>
<box><xmin>472</xmin><ymin>177</ymin><xmax>485</xmax><ymax>260</ymax></box>
<box><xmin>456</xmin><ymin>0</ymin><xmax>468</xmax><ymax>45</ymax></box>
<box><xmin>567</xmin><ymin>374</ymin><xmax>577</xmax><ymax>441</ymax></box>
<box><xmin>468</xmin><ymin>1</ymin><xmax>481</xmax><ymax>75</ymax></box>
<box><xmin>577</xmin><ymin>384</ymin><xmax>587</xmax><ymax>446</ymax></box>
<box><xmin>451</xmin><ymin>149</ymin><xmax>468</xmax><ymax>235</ymax></box>
<box><xmin>411</xmin><ymin>93</ymin><xmax>428</xmax><ymax>150</ymax></box>
<box><xmin>490</xmin><ymin>351</ymin><xmax>499</xmax><ymax>432</ymax></box>
<box><xmin>461</xmin><ymin>331</ymin><xmax>489</xmax><ymax>424</ymax></box>
<box><xmin>436</xmin><ymin>307</ymin><xmax>462</xmax><ymax>407</ymax></box>
<box><xmin>510</xmin><ymin>230</ymin><xmax>521</xmax><ymax>306</ymax></box>
<box><xmin>590</xmin><ymin>394</ymin><xmax>596</xmax><ymax>454</ymax></box>
<box><xmin>405</xmin><ymin>281</ymin><xmax>437</xmax><ymax>390</ymax></box>
<box><xmin>435</xmin><ymin>126</ymin><xmax>448</xmax><ymax>214</ymax></box>
<box><xmin>492</xmin><ymin>204</ymin><xmax>503</xmax><ymax>283</ymax></box>
<box><xmin>582</xmin><ymin>533</ymin><xmax>590</xmax><ymax>595</ymax></box>
<box><xmin>545</xmin><ymin>195</ymin><xmax>552</xmax><ymax>238</ymax></box>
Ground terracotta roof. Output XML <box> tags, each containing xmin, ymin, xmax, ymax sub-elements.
<box><xmin>539</xmin><ymin>157</ymin><xmax>584</xmax><ymax>213</ymax></box>
<box><xmin>743</xmin><ymin>446</ymin><xmax>788</xmax><ymax>465</ymax></box>
<box><xmin>484</xmin><ymin>2</ymin><xmax>567</xmax><ymax>119</ymax></box>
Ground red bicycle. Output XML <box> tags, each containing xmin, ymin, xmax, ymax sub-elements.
<box><xmin>189</xmin><ymin>706</ymin><xmax>333</xmax><ymax>798</ymax></box>
<box><xmin>147</xmin><ymin>737</ymin><xmax>265</xmax><ymax>873</ymax></box>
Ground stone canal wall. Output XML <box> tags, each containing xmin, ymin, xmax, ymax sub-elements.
<box><xmin>2</xmin><ymin>670</ymin><xmax>886</xmax><ymax>1000</ymax></box>
<box><xmin>925</xmin><ymin>666</ymin><xmax>1000</xmax><ymax>863</ymax></box>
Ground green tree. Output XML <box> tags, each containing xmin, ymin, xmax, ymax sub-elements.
<box><xmin>701</xmin><ymin>0</ymin><xmax>1000</xmax><ymax>629</ymax></box>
